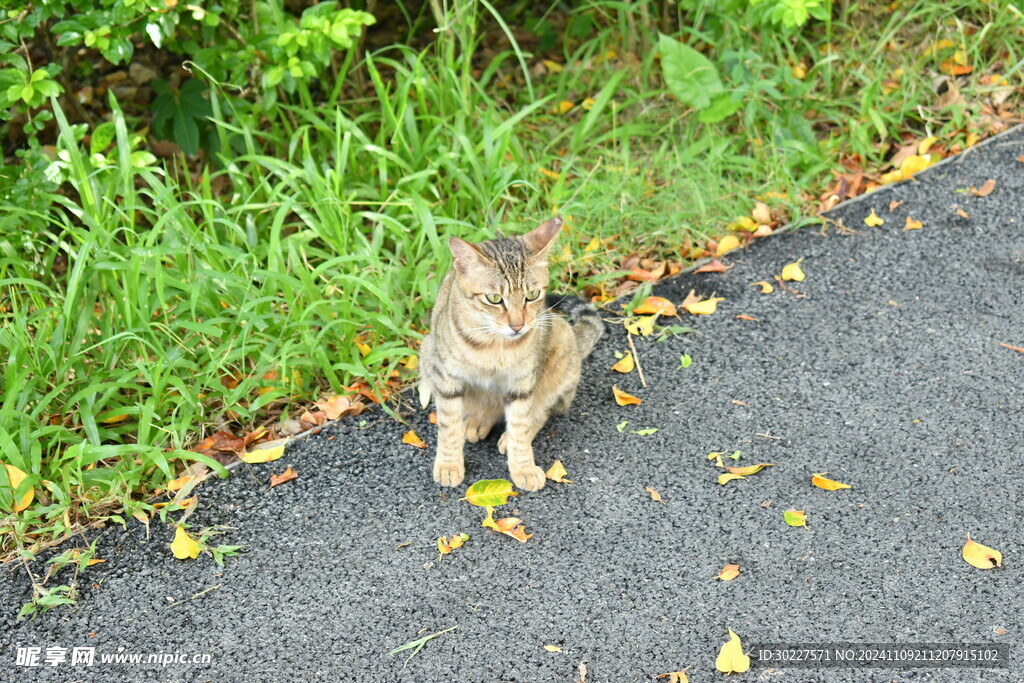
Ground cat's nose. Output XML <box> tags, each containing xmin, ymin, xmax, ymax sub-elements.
<box><xmin>509</xmin><ymin>322</ymin><xmax>524</xmax><ymax>333</ymax></box>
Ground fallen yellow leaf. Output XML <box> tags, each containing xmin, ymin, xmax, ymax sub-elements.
<box><xmin>633</xmin><ymin>296</ymin><xmax>678</xmax><ymax>317</ymax></box>
<box><xmin>539</xmin><ymin>168</ymin><xmax>561</xmax><ymax>180</ymax></box>
<box><xmin>784</xmin><ymin>509</ymin><xmax>807</xmax><ymax>527</ymax></box>
<box><xmin>752</xmin><ymin>201</ymin><xmax>772</xmax><ymax>224</ymax></box>
<box><xmin>167</xmin><ymin>475</ymin><xmax>193</xmax><ymax>492</ymax></box>
<box><xmin>717</xmin><ymin>473</ymin><xmax>748</xmax><ymax>485</ymax></box>
<box><xmin>751</xmin><ymin>281</ymin><xmax>774</xmax><ymax>294</ymax></box>
<box><xmin>864</xmin><ymin>209</ymin><xmax>885</xmax><ymax>227</ymax></box>
<box><xmin>463</xmin><ymin>479</ymin><xmax>518</xmax><ymax>507</ymax></box>
<box><xmin>624</xmin><ymin>314</ymin><xmax>658</xmax><ymax>336</ymax></box>
<box><xmin>683</xmin><ymin>296</ymin><xmax>725</xmax><ymax>315</ymax></box>
<box><xmin>715</xmin><ymin>629</ymin><xmax>751</xmax><ymax>674</ymax></box>
<box><xmin>584</xmin><ymin>236</ymin><xmax>602</xmax><ymax>252</ymax></box>
<box><xmin>557</xmin><ymin>100</ymin><xmax>575</xmax><ymax>115</ymax></box>
<box><xmin>905</xmin><ymin>216</ymin><xmax>923</xmax><ymax>230</ymax></box>
<box><xmin>543</xmin><ymin>645</ymin><xmax>562</xmax><ymax>653</ymax></box>
<box><xmin>402</xmin><ymin>430</ymin><xmax>426</xmax><ymax>449</ymax></box>
<box><xmin>899</xmin><ymin>153</ymin><xmax>936</xmax><ymax>178</ymax></box>
<box><xmin>482</xmin><ymin>507</ymin><xmax>532</xmax><ymax>543</ymax></box>
<box><xmin>707</xmin><ymin>451</ymin><xmax>726</xmax><ymax>467</ymax></box>
<box><xmin>918</xmin><ymin>136</ymin><xmax>939</xmax><ymax>154</ymax></box>
<box><xmin>170</xmin><ymin>526</ymin><xmax>200</xmax><ymax>560</ymax></box>
<box><xmin>437</xmin><ymin>532</ymin><xmax>469</xmax><ymax>555</ymax></box>
<box><xmin>99</xmin><ymin>413</ymin><xmax>131</xmax><ymax>424</ymax></box>
<box><xmin>239</xmin><ymin>441</ymin><xmax>288</xmax><ymax>463</ymax></box>
<box><xmin>645</xmin><ymin>486</ymin><xmax>664</xmax><ymax>503</ymax></box>
<box><xmin>545</xmin><ymin>460</ymin><xmax>572</xmax><ymax>483</ymax></box>
<box><xmin>581</xmin><ymin>97</ymin><xmax>596</xmax><ymax>110</ymax></box>
<box><xmin>962</xmin><ymin>534</ymin><xmax>1002</xmax><ymax>569</ymax></box>
<box><xmin>727</xmin><ymin>216</ymin><xmax>757</xmax><ymax>232</ymax></box>
<box><xmin>542</xmin><ymin>59</ymin><xmax>563</xmax><ymax>73</ymax></box>
<box><xmin>611</xmin><ymin>352</ymin><xmax>635</xmax><ymax>374</ymax></box>
<box><xmin>811</xmin><ymin>472</ymin><xmax>852</xmax><ymax>490</ymax></box>
<box><xmin>2</xmin><ymin>462</ymin><xmax>34</xmax><ymax>513</ymax></box>
<box><xmin>613</xmin><ymin>385</ymin><xmax>642</xmax><ymax>406</ymax></box>
<box><xmin>716</xmin><ymin>563</ymin><xmax>740</xmax><ymax>581</ymax></box>
<box><xmin>716</xmin><ymin>234</ymin><xmax>741</xmax><ymax>256</ymax></box>
<box><xmin>781</xmin><ymin>259</ymin><xmax>805</xmax><ymax>281</ymax></box>
<box><xmin>726</xmin><ymin>463</ymin><xmax>774</xmax><ymax>476</ymax></box>
<box><xmin>657</xmin><ymin>667</ymin><xmax>691</xmax><ymax>683</ymax></box>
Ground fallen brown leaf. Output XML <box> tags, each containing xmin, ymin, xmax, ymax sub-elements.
<box><xmin>735</xmin><ymin>314</ymin><xmax>759</xmax><ymax>322</ymax></box>
<box><xmin>645</xmin><ymin>486</ymin><xmax>664</xmax><ymax>503</ymax></box>
<box><xmin>694</xmin><ymin>259</ymin><xmax>732</xmax><ymax>274</ymax></box>
<box><xmin>633</xmin><ymin>296</ymin><xmax>677</xmax><ymax>316</ymax></box>
<box><xmin>269</xmin><ymin>465</ymin><xmax>298</xmax><ymax>488</ymax></box>
<box><xmin>889</xmin><ymin>200</ymin><xmax>904</xmax><ymax>211</ymax></box>
<box><xmin>970</xmin><ymin>179</ymin><xmax>996</xmax><ymax>197</ymax></box>
<box><xmin>956</xmin><ymin>207</ymin><xmax>969</xmax><ymax>218</ymax></box>
<box><xmin>998</xmin><ymin>342</ymin><xmax>1024</xmax><ymax>353</ymax></box>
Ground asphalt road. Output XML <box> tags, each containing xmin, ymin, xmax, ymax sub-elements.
<box><xmin>2</xmin><ymin>127</ymin><xmax>1023</xmax><ymax>682</ymax></box>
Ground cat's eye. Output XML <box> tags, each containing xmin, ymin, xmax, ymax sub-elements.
<box><xmin>525</xmin><ymin>289</ymin><xmax>541</xmax><ymax>301</ymax></box>
<box><xmin>484</xmin><ymin>293</ymin><xmax>503</xmax><ymax>305</ymax></box>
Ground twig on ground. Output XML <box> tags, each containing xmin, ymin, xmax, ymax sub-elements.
<box><xmin>167</xmin><ymin>583</ymin><xmax>222</xmax><ymax>608</ymax></box>
<box><xmin>626</xmin><ymin>332</ymin><xmax>648</xmax><ymax>388</ymax></box>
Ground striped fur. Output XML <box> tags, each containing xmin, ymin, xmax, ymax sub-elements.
<box><xmin>420</xmin><ymin>217</ymin><xmax>605</xmax><ymax>491</ymax></box>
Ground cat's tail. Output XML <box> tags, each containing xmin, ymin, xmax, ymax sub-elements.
<box><xmin>546</xmin><ymin>294</ymin><xmax>604</xmax><ymax>359</ymax></box>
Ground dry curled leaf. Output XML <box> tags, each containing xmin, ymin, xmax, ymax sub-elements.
<box><xmin>716</xmin><ymin>563</ymin><xmax>740</xmax><ymax>581</ymax></box>
<box><xmin>962</xmin><ymin>534</ymin><xmax>1002</xmax><ymax>569</ymax></box>
<box><xmin>437</xmin><ymin>532</ymin><xmax>469</xmax><ymax>555</ymax></box>
<box><xmin>717</xmin><ymin>473</ymin><xmax>748</xmax><ymax>485</ymax></box>
<box><xmin>889</xmin><ymin>200</ymin><xmax>904</xmax><ymax>211</ymax></box>
<box><xmin>613</xmin><ymin>385</ymin><xmax>642</xmax><ymax>406</ymax></box>
<box><xmin>955</xmin><ymin>207</ymin><xmax>969</xmax><ymax>219</ymax></box>
<box><xmin>645</xmin><ymin>486</ymin><xmax>664</xmax><ymax>503</ymax></box>
<box><xmin>998</xmin><ymin>342</ymin><xmax>1024</xmax><ymax>354</ymax></box>
<box><xmin>970</xmin><ymin>179</ymin><xmax>996</xmax><ymax>197</ymax></box>
<box><xmin>811</xmin><ymin>472</ymin><xmax>851</xmax><ymax>490</ymax></box>
<box><xmin>751</xmin><ymin>281</ymin><xmax>774</xmax><ymax>294</ymax></box>
<box><xmin>694</xmin><ymin>259</ymin><xmax>732</xmax><ymax>274</ymax></box>
<box><xmin>905</xmin><ymin>216</ymin><xmax>923</xmax><ymax>230</ymax></box>
<box><xmin>752</xmin><ymin>201</ymin><xmax>772</xmax><ymax>224</ymax></box>
<box><xmin>611</xmin><ymin>351</ymin><xmax>635</xmax><ymax>374</ymax></box>
<box><xmin>735</xmin><ymin>314</ymin><xmax>759</xmax><ymax>322</ymax></box>
<box><xmin>543</xmin><ymin>645</ymin><xmax>562</xmax><ymax>653</ymax></box>
<box><xmin>657</xmin><ymin>667</ymin><xmax>691</xmax><ymax>683</ymax></box>
<box><xmin>269</xmin><ymin>465</ymin><xmax>298</xmax><ymax>488</ymax></box>
<box><xmin>546</xmin><ymin>460</ymin><xmax>572</xmax><ymax>483</ymax></box>
<box><xmin>402</xmin><ymin>430</ymin><xmax>427</xmax><ymax>449</ymax></box>
<box><xmin>482</xmin><ymin>507</ymin><xmax>532</xmax><ymax>543</ymax></box>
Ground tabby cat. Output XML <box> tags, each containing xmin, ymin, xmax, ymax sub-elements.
<box><xmin>419</xmin><ymin>217</ymin><xmax>604</xmax><ymax>491</ymax></box>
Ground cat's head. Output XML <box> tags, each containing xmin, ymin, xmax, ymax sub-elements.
<box><xmin>447</xmin><ymin>217</ymin><xmax>562</xmax><ymax>341</ymax></box>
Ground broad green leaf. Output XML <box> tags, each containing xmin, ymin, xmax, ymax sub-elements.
<box><xmin>463</xmin><ymin>478</ymin><xmax>518</xmax><ymax>507</ymax></box>
<box><xmin>173</xmin><ymin>114</ymin><xmax>200</xmax><ymax>156</ymax></box>
<box><xmin>658</xmin><ymin>33</ymin><xmax>723</xmax><ymax>110</ymax></box>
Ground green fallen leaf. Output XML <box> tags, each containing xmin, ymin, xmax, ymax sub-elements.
<box><xmin>630</xmin><ymin>428</ymin><xmax>659</xmax><ymax>435</ymax></box>
<box><xmin>727</xmin><ymin>450</ymin><xmax>741</xmax><ymax>461</ymax></box>
<box><xmin>616</xmin><ymin>420</ymin><xmax>629</xmax><ymax>433</ymax></box>
<box><xmin>462</xmin><ymin>479</ymin><xmax>518</xmax><ymax>507</ymax></box>
<box><xmin>678</xmin><ymin>354</ymin><xmax>693</xmax><ymax>369</ymax></box>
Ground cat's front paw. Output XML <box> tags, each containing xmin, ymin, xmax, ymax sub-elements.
<box><xmin>510</xmin><ymin>464</ymin><xmax>546</xmax><ymax>492</ymax></box>
<box><xmin>433</xmin><ymin>459</ymin><xmax>465</xmax><ymax>487</ymax></box>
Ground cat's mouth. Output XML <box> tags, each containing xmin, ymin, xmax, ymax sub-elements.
<box><xmin>499</xmin><ymin>327</ymin><xmax>529</xmax><ymax>340</ymax></box>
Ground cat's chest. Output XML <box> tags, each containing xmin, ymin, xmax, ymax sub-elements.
<box><xmin>450</xmin><ymin>348</ymin><xmax>533</xmax><ymax>394</ymax></box>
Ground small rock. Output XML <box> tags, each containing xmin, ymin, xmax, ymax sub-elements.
<box><xmin>130</xmin><ymin>63</ymin><xmax>158</xmax><ymax>85</ymax></box>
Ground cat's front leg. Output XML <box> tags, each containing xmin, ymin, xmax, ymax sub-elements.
<box><xmin>502</xmin><ymin>396</ymin><xmax>546</xmax><ymax>491</ymax></box>
<box><xmin>433</xmin><ymin>393</ymin><xmax>466</xmax><ymax>487</ymax></box>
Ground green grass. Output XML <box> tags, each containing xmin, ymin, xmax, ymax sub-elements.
<box><xmin>1</xmin><ymin>0</ymin><xmax>1021</xmax><ymax>583</ymax></box>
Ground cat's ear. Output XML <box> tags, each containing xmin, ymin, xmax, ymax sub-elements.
<box><xmin>449</xmin><ymin>236</ymin><xmax>489</xmax><ymax>278</ymax></box>
<box><xmin>522</xmin><ymin>216</ymin><xmax>563</xmax><ymax>255</ymax></box>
